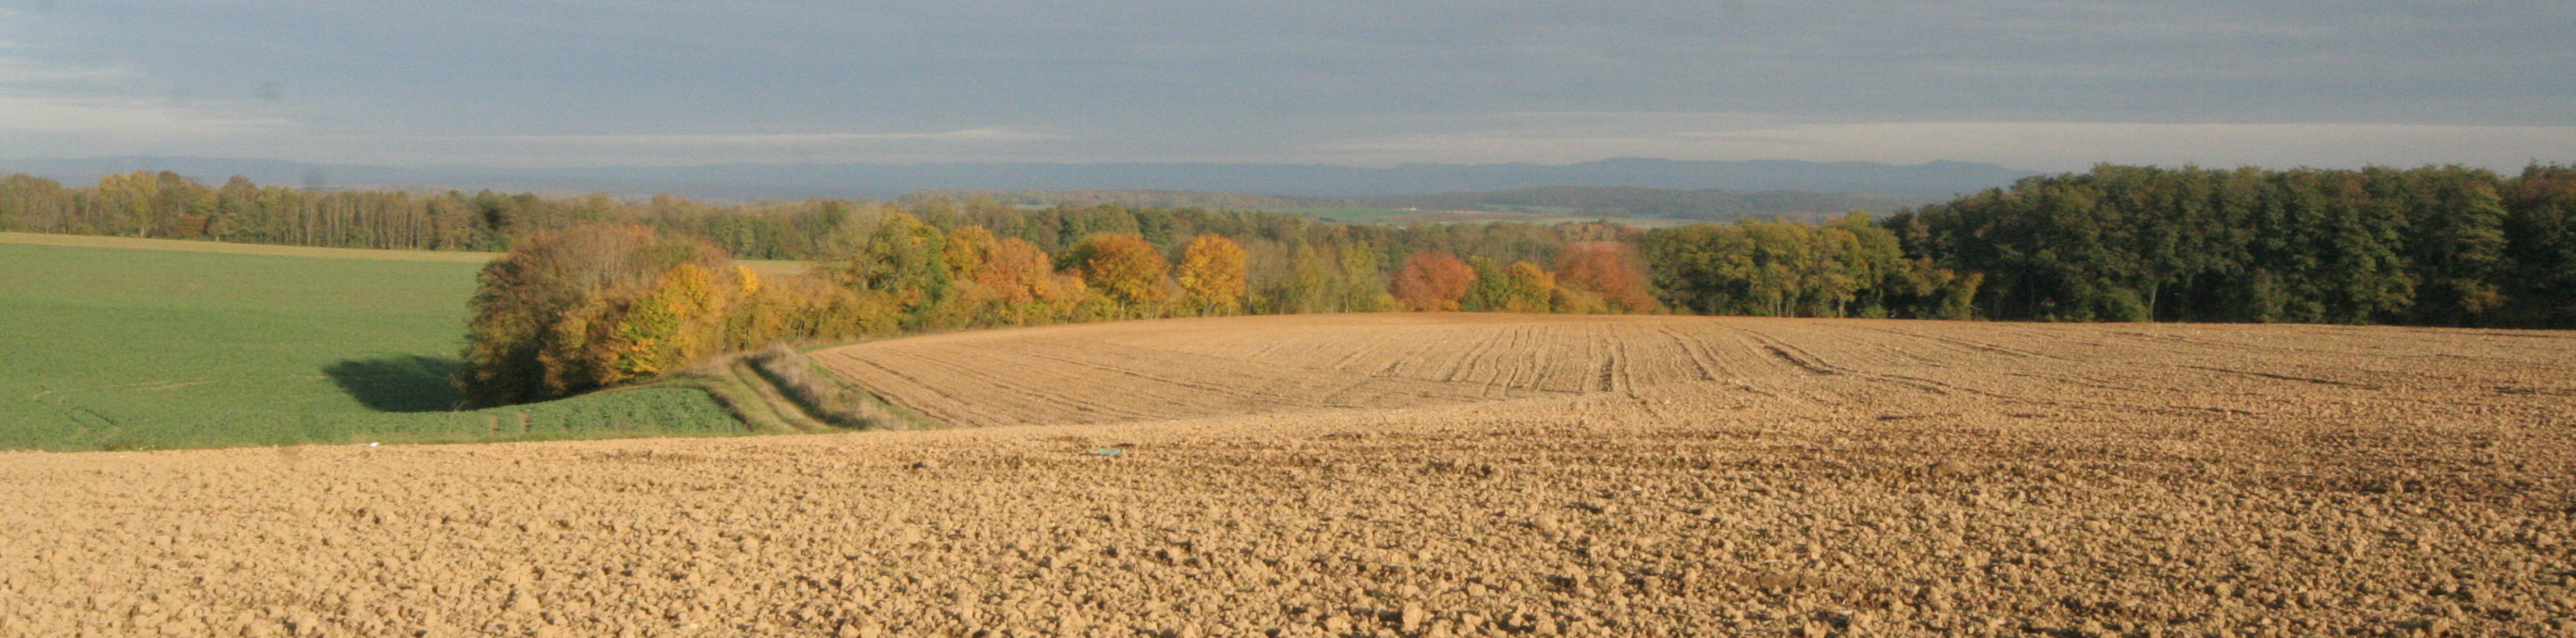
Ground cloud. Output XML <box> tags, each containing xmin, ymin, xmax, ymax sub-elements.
<box><xmin>493</xmin><ymin>128</ymin><xmax>1065</xmax><ymax>146</ymax></box>
<box><xmin>1745</xmin><ymin>122</ymin><xmax>2576</xmax><ymax>172</ymax></box>
<box><xmin>0</xmin><ymin>1</ymin><xmax>2568</xmax><ymax>168</ymax></box>
<box><xmin>0</xmin><ymin>51</ymin><xmax>286</xmax><ymax>140</ymax></box>
<box><xmin>1307</xmin><ymin>118</ymin><xmax>2576</xmax><ymax>172</ymax></box>
<box><xmin>0</xmin><ymin>93</ymin><xmax>286</xmax><ymax>136</ymax></box>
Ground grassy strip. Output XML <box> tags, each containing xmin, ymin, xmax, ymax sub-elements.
<box><xmin>746</xmin><ymin>344</ymin><xmax>907</xmax><ymax>430</ymax></box>
<box><xmin>72</xmin><ymin>387</ymin><xmax>750</xmax><ymax>451</ymax></box>
<box><xmin>654</xmin><ymin>345</ymin><xmax>940</xmax><ymax>434</ymax></box>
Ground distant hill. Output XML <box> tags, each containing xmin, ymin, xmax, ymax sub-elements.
<box><xmin>902</xmin><ymin>190</ymin><xmax>1333</xmax><ymax>212</ymax></box>
<box><xmin>1362</xmin><ymin>187</ymin><xmax>1929</xmax><ymax>221</ymax></box>
<box><xmin>909</xmin><ymin>186</ymin><xmax>1930</xmax><ymax>223</ymax></box>
<box><xmin>4</xmin><ymin>156</ymin><xmax>2037</xmax><ymax>201</ymax></box>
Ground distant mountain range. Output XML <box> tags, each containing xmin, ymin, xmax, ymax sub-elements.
<box><xmin>4</xmin><ymin>156</ymin><xmax>2039</xmax><ymax>201</ymax></box>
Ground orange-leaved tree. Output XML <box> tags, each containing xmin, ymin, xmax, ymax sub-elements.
<box><xmin>1175</xmin><ymin>234</ymin><xmax>1248</xmax><ymax>316</ymax></box>
<box><xmin>1558</xmin><ymin>241</ymin><xmax>1662</xmax><ymax>313</ymax></box>
<box><xmin>982</xmin><ymin>237</ymin><xmax>1072</xmax><ymax>304</ymax></box>
<box><xmin>932</xmin><ymin>230</ymin><xmax>1085</xmax><ymax>327</ymax></box>
<box><xmin>1069</xmin><ymin>233</ymin><xmax>1171</xmax><ymax>312</ymax></box>
<box><xmin>1391</xmin><ymin>251</ymin><xmax>1474</xmax><ymax>311</ymax></box>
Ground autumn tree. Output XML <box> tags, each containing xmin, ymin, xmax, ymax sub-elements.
<box><xmin>1557</xmin><ymin>241</ymin><xmax>1662</xmax><ymax>313</ymax></box>
<box><xmin>457</xmin><ymin>225</ymin><xmax>726</xmax><ymax>406</ymax></box>
<box><xmin>983</xmin><ymin>237</ymin><xmax>1072</xmax><ymax>304</ymax></box>
<box><xmin>1175</xmin><ymin>234</ymin><xmax>1248</xmax><ymax>315</ymax></box>
<box><xmin>943</xmin><ymin>225</ymin><xmax>999</xmax><ymax>282</ymax></box>
<box><xmin>1392</xmin><ymin>251</ymin><xmax>1474</xmax><ymax>311</ymax></box>
<box><xmin>924</xmin><ymin>228</ymin><xmax>1095</xmax><ymax>328</ymax></box>
<box><xmin>600</xmin><ymin>263</ymin><xmax>739</xmax><ymax>381</ymax></box>
<box><xmin>1067</xmin><ymin>232</ymin><xmax>1172</xmax><ymax>312</ymax></box>
<box><xmin>1495</xmin><ymin>260</ymin><xmax>1556</xmax><ymax>313</ymax></box>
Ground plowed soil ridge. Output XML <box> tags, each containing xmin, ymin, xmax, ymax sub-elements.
<box><xmin>5</xmin><ymin>314</ymin><xmax>2573</xmax><ymax>637</ymax></box>
<box><xmin>811</xmin><ymin>313</ymin><xmax>2573</xmax><ymax>430</ymax></box>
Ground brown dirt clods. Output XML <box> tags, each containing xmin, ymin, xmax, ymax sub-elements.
<box><xmin>5</xmin><ymin>314</ymin><xmax>2573</xmax><ymax>637</ymax></box>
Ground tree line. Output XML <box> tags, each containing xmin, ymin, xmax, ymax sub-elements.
<box><xmin>10</xmin><ymin>163</ymin><xmax>2574</xmax><ymax>405</ymax></box>
<box><xmin>1886</xmin><ymin>163</ymin><xmax>2576</xmax><ymax>327</ymax></box>
<box><xmin>0</xmin><ymin>171</ymin><xmax>1616</xmax><ymax>265</ymax></box>
<box><xmin>0</xmin><ymin>172</ymin><xmax>884</xmax><ymax>258</ymax></box>
<box><xmin>457</xmin><ymin>219</ymin><xmax>1664</xmax><ymax>406</ymax></box>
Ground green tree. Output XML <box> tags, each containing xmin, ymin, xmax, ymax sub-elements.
<box><xmin>2505</xmin><ymin>164</ymin><xmax>2576</xmax><ymax>327</ymax></box>
<box><xmin>2392</xmin><ymin>166</ymin><xmax>2510</xmax><ymax>325</ymax></box>
<box><xmin>824</xmin><ymin>212</ymin><xmax>952</xmax><ymax>328</ymax></box>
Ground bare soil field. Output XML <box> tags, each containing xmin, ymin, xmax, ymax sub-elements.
<box><xmin>5</xmin><ymin>314</ymin><xmax>2573</xmax><ymax>637</ymax></box>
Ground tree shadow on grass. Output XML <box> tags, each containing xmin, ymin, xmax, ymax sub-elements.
<box><xmin>324</xmin><ymin>355</ymin><xmax>464</xmax><ymax>413</ymax></box>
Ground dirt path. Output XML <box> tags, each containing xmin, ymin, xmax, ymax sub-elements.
<box><xmin>4</xmin><ymin>315</ymin><xmax>2572</xmax><ymax>637</ymax></box>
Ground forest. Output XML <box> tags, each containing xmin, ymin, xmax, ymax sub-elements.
<box><xmin>6</xmin><ymin>163</ymin><xmax>2574</xmax><ymax>404</ymax></box>
<box><xmin>1889</xmin><ymin>163</ymin><xmax>2576</xmax><ymax>328</ymax></box>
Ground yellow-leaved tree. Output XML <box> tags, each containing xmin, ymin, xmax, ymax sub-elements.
<box><xmin>1069</xmin><ymin>233</ymin><xmax>1171</xmax><ymax>315</ymax></box>
<box><xmin>606</xmin><ymin>263</ymin><xmax>728</xmax><ymax>381</ymax></box>
<box><xmin>1175</xmin><ymin>234</ymin><xmax>1248</xmax><ymax>316</ymax></box>
<box><xmin>1499</xmin><ymin>260</ymin><xmax>1556</xmax><ymax>313</ymax></box>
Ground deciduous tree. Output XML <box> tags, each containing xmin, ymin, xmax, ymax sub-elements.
<box><xmin>1069</xmin><ymin>232</ymin><xmax>1172</xmax><ymax>311</ymax></box>
<box><xmin>1175</xmin><ymin>234</ymin><xmax>1248</xmax><ymax>315</ymax></box>
<box><xmin>1392</xmin><ymin>251</ymin><xmax>1474</xmax><ymax>311</ymax></box>
<box><xmin>1557</xmin><ymin>241</ymin><xmax>1662</xmax><ymax>313</ymax></box>
<box><xmin>457</xmin><ymin>225</ymin><xmax>724</xmax><ymax>406</ymax></box>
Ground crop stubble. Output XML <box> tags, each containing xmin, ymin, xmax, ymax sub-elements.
<box><xmin>4</xmin><ymin>314</ymin><xmax>2572</xmax><ymax>637</ymax></box>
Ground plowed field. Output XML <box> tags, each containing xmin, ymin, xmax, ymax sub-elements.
<box><xmin>7</xmin><ymin>314</ymin><xmax>2574</xmax><ymax>637</ymax></box>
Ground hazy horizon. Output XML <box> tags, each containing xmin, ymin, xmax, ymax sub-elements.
<box><xmin>0</xmin><ymin>155</ymin><xmax>2042</xmax><ymax>200</ymax></box>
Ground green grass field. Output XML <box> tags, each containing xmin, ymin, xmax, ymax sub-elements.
<box><xmin>0</xmin><ymin>236</ymin><xmax>748</xmax><ymax>451</ymax></box>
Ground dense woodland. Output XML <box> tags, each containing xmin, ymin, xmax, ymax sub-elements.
<box><xmin>7</xmin><ymin>163</ymin><xmax>2573</xmax><ymax>404</ymax></box>
<box><xmin>1891</xmin><ymin>164</ymin><xmax>2576</xmax><ymax>327</ymax></box>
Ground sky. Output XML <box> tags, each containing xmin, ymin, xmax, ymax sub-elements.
<box><xmin>2</xmin><ymin>0</ymin><xmax>2572</xmax><ymax>172</ymax></box>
